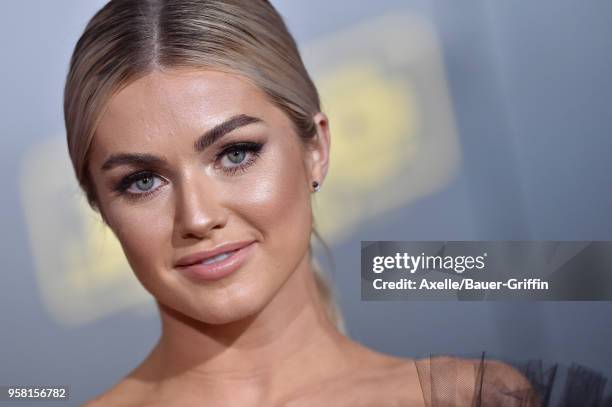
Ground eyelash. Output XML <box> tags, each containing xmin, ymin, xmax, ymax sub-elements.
<box><xmin>113</xmin><ymin>141</ymin><xmax>264</xmax><ymax>201</ymax></box>
<box><xmin>216</xmin><ymin>141</ymin><xmax>263</xmax><ymax>175</ymax></box>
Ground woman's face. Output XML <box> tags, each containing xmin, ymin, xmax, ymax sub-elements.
<box><xmin>88</xmin><ymin>68</ymin><xmax>328</xmax><ymax>324</ymax></box>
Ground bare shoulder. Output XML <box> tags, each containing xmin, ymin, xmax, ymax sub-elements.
<box><xmin>280</xmin><ymin>348</ymin><xmax>427</xmax><ymax>407</ymax></box>
<box><xmin>82</xmin><ymin>376</ymin><xmax>154</xmax><ymax>407</ymax></box>
<box><xmin>282</xmin><ymin>353</ymin><xmax>539</xmax><ymax>407</ymax></box>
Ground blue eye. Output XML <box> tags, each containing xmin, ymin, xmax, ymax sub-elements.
<box><xmin>134</xmin><ymin>175</ymin><xmax>155</xmax><ymax>191</ymax></box>
<box><xmin>111</xmin><ymin>141</ymin><xmax>264</xmax><ymax>201</ymax></box>
<box><xmin>226</xmin><ymin>150</ymin><xmax>246</xmax><ymax>164</ymax></box>
<box><xmin>218</xmin><ymin>142</ymin><xmax>264</xmax><ymax>174</ymax></box>
<box><xmin>114</xmin><ymin>171</ymin><xmax>166</xmax><ymax>200</ymax></box>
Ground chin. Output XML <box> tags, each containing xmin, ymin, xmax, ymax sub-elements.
<box><xmin>160</xmin><ymin>280</ymin><xmax>277</xmax><ymax>326</ymax></box>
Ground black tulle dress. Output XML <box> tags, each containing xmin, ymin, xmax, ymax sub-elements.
<box><xmin>413</xmin><ymin>353</ymin><xmax>611</xmax><ymax>406</ymax></box>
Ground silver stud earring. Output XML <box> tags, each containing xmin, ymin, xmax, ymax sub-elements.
<box><xmin>312</xmin><ymin>181</ymin><xmax>321</xmax><ymax>192</ymax></box>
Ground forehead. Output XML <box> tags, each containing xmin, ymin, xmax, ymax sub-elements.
<box><xmin>93</xmin><ymin>68</ymin><xmax>278</xmax><ymax>151</ymax></box>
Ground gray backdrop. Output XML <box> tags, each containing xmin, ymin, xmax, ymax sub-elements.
<box><xmin>1</xmin><ymin>1</ymin><xmax>611</xmax><ymax>405</ymax></box>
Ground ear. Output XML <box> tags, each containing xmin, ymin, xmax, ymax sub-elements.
<box><xmin>304</xmin><ymin>112</ymin><xmax>331</xmax><ymax>192</ymax></box>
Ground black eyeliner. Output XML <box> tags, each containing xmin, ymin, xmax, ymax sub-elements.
<box><xmin>112</xmin><ymin>170</ymin><xmax>155</xmax><ymax>193</ymax></box>
<box><xmin>111</xmin><ymin>140</ymin><xmax>265</xmax><ymax>200</ymax></box>
<box><xmin>217</xmin><ymin>141</ymin><xmax>263</xmax><ymax>157</ymax></box>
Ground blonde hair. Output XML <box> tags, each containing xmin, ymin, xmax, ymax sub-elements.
<box><xmin>64</xmin><ymin>0</ymin><xmax>345</xmax><ymax>332</ymax></box>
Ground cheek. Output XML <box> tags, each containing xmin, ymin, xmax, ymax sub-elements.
<box><xmin>105</xmin><ymin>200</ymin><xmax>174</xmax><ymax>281</ymax></box>
<box><xmin>231</xmin><ymin>142</ymin><xmax>312</xmax><ymax>257</ymax></box>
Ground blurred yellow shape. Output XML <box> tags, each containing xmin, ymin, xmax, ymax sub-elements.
<box><xmin>302</xmin><ymin>13</ymin><xmax>461</xmax><ymax>241</ymax></box>
<box><xmin>20</xmin><ymin>137</ymin><xmax>152</xmax><ymax>327</ymax></box>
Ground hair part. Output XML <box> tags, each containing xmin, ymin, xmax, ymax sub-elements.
<box><xmin>64</xmin><ymin>0</ymin><xmax>345</xmax><ymax>332</ymax></box>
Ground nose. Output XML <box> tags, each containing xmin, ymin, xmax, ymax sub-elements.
<box><xmin>173</xmin><ymin>175</ymin><xmax>228</xmax><ymax>241</ymax></box>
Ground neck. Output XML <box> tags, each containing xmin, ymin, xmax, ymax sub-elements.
<box><xmin>135</xmin><ymin>254</ymin><xmax>357</xmax><ymax>404</ymax></box>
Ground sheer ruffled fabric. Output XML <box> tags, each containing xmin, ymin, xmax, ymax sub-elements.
<box><xmin>414</xmin><ymin>353</ymin><xmax>611</xmax><ymax>407</ymax></box>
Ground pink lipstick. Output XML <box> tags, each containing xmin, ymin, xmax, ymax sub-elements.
<box><xmin>174</xmin><ymin>240</ymin><xmax>255</xmax><ymax>281</ymax></box>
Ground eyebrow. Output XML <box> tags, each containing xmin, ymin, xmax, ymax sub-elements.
<box><xmin>193</xmin><ymin>114</ymin><xmax>262</xmax><ymax>152</ymax></box>
<box><xmin>100</xmin><ymin>114</ymin><xmax>263</xmax><ymax>171</ymax></box>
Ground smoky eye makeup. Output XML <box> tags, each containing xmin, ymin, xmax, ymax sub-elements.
<box><xmin>215</xmin><ymin>140</ymin><xmax>264</xmax><ymax>175</ymax></box>
<box><xmin>109</xmin><ymin>139</ymin><xmax>266</xmax><ymax>201</ymax></box>
<box><xmin>111</xmin><ymin>170</ymin><xmax>167</xmax><ymax>201</ymax></box>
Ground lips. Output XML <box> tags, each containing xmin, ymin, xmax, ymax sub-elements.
<box><xmin>175</xmin><ymin>240</ymin><xmax>255</xmax><ymax>267</ymax></box>
<box><xmin>174</xmin><ymin>240</ymin><xmax>256</xmax><ymax>282</ymax></box>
